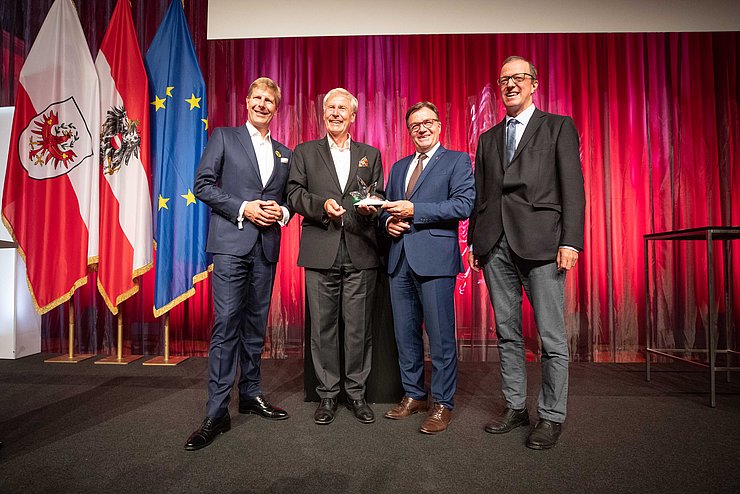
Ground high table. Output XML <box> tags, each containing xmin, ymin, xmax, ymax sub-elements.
<box><xmin>644</xmin><ymin>226</ymin><xmax>740</xmax><ymax>406</ymax></box>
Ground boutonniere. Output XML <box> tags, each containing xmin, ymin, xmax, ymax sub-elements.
<box><xmin>358</xmin><ymin>156</ymin><xmax>369</xmax><ymax>168</ymax></box>
<box><xmin>275</xmin><ymin>150</ymin><xmax>282</xmax><ymax>158</ymax></box>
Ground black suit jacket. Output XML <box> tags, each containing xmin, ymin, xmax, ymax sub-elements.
<box><xmin>194</xmin><ymin>126</ymin><xmax>291</xmax><ymax>262</ymax></box>
<box><xmin>469</xmin><ymin>108</ymin><xmax>585</xmax><ymax>261</ymax></box>
<box><xmin>287</xmin><ymin>136</ymin><xmax>384</xmax><ymax>270</ymax></box>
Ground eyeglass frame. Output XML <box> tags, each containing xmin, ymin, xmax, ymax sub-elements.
<box><xmin>407</xmin><ymin>118</ymin><xmax>440</xmax><ymax>133</ymax></box>
<box><xmin>496</xmin><ymin>73</ymin><xmax>536</xmax><ymax>86</ymax></box>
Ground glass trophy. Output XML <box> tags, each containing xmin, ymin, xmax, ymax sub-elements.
<box><xmin>350</xmin><ymin>176</ymin><xmax>385</xmax><ymax>207</ymax></box>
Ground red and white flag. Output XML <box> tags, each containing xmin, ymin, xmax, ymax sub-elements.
<box><xmin>1</xmin><ymin>0</ymin><xmax>99</xmax><ymax>314</ymax></box>
<box><xmin>95</xmin><ymin>0</ymin><xmax>153</xmax><ymax>313</ymax></box>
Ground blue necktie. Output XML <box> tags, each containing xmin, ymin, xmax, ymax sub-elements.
<box><xmin>506</xmin><ymin>118</ymin><xmax>519</xmax><ymax>167</ymax></box>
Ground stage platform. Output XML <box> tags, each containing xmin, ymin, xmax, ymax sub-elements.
<box><xmin>0</xmin><ymin>355</ymin><xmax>738</xmax><ymax>493</ymax></box>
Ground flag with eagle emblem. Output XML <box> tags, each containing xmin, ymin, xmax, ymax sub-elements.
<box><xmin>95</xmin><ymin>0</ymin><xmax>153</xmax><ymax>314</ymax></box>
<box><xmin>1</xmin><ymin>0</ymin><xmax>99</xmax><ymax>314</ymax></box>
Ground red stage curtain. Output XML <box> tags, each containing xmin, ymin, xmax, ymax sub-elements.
<box><xmin>2</xmin><ymin>1</ymin><xmax>738</xmax><ymax>362</ymax></box>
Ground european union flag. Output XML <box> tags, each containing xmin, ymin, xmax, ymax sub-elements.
<box><xmin>145</xmin><ymin>0</ymin><xmax>210</xmax><ymax>316</ymax></box>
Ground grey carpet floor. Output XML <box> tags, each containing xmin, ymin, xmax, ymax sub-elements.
<box><xmin>0</xmin><ymin>354</ymin><xmax>738</xmax><ymax>493</ymax></box>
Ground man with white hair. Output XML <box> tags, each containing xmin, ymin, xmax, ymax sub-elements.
<box><xmin>287</xmin><ymin>88</ymin><xmax>384</xmax><ymax>425</ymax></box>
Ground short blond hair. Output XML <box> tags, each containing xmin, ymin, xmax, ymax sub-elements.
<box><xmin>248</xmin><ymin>77</ymin><xmax>281</xmax><ymax>106</ymax></box>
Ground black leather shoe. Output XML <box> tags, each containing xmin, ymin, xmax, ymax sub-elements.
<box><xmin>239</xmin><ymin>395</ymin><xmax>289</xmax><ymax>420</ymax></box>
<box><xmin>346</xmin><ymin>398</ymin><xmax>375</xmax><ymax>424</ymax></box>
<box><xmin>526</xmin><ymin>419</ymin><xmax>562</xmax><ymax>450</ymax></box>
<box><xmin>484</xmin><ymin>407</ymin><xmax>529</xmax><ymax>434</ymax></box>
<box><xmin>314</xmin><ymin>398</ymin><xmax>338</xmax><ymax>425</ymax></box>
<box><xmin>184</xmin><ymin>412</ymin><xmax>231</xmax><ymax>451</ymax></box>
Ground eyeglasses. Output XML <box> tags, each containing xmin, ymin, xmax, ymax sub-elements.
<box><xmin>408</xmin><ymin>118</ymin><xmax>439</xmax><ymax>133</ymax></box>
<box><xmin>496</xmin><ymin>73</ymin><xmax>535</xmax><ymax>86</ymax></box>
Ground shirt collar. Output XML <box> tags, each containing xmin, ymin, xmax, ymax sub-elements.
<box><xmin>246</xmin><ymin>120</ymin><xmax>271</xmax><ymax>142</ymax></box>
<box><xmin>328</xmin><ymin>134</ymin><xmax>351</xmax><ymax>151</ymax></box>
<box><xmin>415</xmin><ymin>141</ymin><xmax>441</xmax><ymax>161</ymax></box>
<box><xmin>506</xmin><ymin>104</ymin><xmax>536</xmax><ymax>127</ymax></box>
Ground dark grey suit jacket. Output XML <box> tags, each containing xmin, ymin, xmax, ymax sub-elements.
<box><xmin>469</xmin><ymin>108</ymin><xmax>585</xmax><ymax>261</ymax></box>
<box><xmin>194</xmin><ymin>126</ymin><xmax>291</xmax><ymax>263</ymax></box>
<box><xmin>286</xmin><ymin>136</ymin><xmax>384</xmax><ymax>270</ymax></box>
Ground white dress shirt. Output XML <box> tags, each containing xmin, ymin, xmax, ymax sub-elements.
<box><xmin>328</xmin><ymin>134</ymin><xmax>352</xmax><ymax>192</ymax></box>
<box><xmin>237</xmin><ymin>121</ymin><xmax>289</xmax><ymax>229</ymax></box>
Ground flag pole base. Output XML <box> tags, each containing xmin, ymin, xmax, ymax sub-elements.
<box><xmin>143</xmin><ymin>356</ymin><xmax>189</xmax><ymax>366</ymax></box>
<box><xmin>94</xmin><ymin>355</ymin><xmax>143</xmax><ymax>365</ymax></box>
<box><xmin>45</xmin><ymin>354</ymin><xmax>95</xmax><ymax>364</ymax></box>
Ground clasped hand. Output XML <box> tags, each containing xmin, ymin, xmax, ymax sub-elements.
<box><xmin>244</xmin><ymin>200</ymin><xmax>282</xmax><ymax>227</ymax></box>
<box><xmin>382</xmin><ymin>200</ymin><xmax>414</xmax><ymax>238</ymax></box>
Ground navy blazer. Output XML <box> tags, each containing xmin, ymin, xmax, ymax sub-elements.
<box><xmin>194</xmin><ymin>125</ymin><xmax>291</xmax><ymax>262</ymax></box>
<box><xmin>383</xmin><ymin>145</ymin><xmax>475</xmax><ymax>277</ymax></box>
<box><xmin>469</xmin><ymin>108</ymin><xmax>585</xmax><ymax>261</ymax></box>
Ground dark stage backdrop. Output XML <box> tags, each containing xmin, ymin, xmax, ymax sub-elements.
<box><xmin>2</xmin><ymin>1</ymin><xmax>738</xmax><ymax>362</ymax></box>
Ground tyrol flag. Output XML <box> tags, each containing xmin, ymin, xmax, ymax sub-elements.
<box><xmin>145</xmin><ymin>0</ymin><xmax>210</xmax><ymax>317</ymax></box>
<box><xmin>1</xmin><ymin>0</ymin><xmax>99</xmax><ymax>314</ymax></box>
<box><xmin>95</xmin><ymin>0</ymin><xmax>153</xmax><ymax>314</ymax></box>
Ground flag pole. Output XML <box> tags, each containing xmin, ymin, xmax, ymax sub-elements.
<box><xmin>96</xmin><ymin>305</ymin><xmax>142</xmax><ymax>364</ymax></box>
<box><xmin>45</xmin><ymin>297</ymin><xmax>95</xmax><ymax>363</ymax></box>
<box><xmin>144</xmin><ymin>311</ymin><xmax>188</xmax><ymax>366</ymax></box>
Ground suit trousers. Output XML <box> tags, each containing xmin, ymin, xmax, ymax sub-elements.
<box><xmin>206</xmin><ymin>238</ymin><xmax>276</xmax><ymax>418</ymax></box>
<box><xmin>389</xmin><ymin>249</ymin><xmax>458</xmax><ymax>409</ymax></box>
<box><xmin>482</xmin><ymin>234</ymin><xmax>569</xmax><ymax>423</ymax></box>
<box><xmin>305</xmin><ymin>234</ymin><xmax>376</xmax><ymax>400</ymax></box>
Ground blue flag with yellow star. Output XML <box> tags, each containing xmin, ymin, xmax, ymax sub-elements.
<box><xmin>145</xmin><ymin>0</ymin><xmax>210</xmax><ymax>316</ymax></box>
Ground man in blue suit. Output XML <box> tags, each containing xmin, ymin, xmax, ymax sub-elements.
<box><xmin>381</xmin><ymin>101</ymin><xmax>475</xmax><ymax>434</ymax></box>
<box><xmin>185</xmin><ymin>77</ymin><xmax>292</xmax><ymax>450</ymax></box>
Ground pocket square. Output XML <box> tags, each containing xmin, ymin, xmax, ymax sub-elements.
<box><xmin>280</xmin><ymin>157</ymin><xmax>289</xmax><ymax>164</ymax></box>
<box><xmin>359</xmin><ymin>156</ymin><xmax>369</xmax><ymax>168</ymax></box>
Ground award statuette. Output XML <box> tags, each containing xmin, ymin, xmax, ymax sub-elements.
<box><xmin>350</xmin><ymin>176</ymin><xmax>385</xmax><ymax>207</ymax></box>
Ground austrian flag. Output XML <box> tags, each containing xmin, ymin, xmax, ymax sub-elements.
<box><xmin>95</xmin><ymin>0</ymin><xmax>153</xmax><ymax>313</ymax></box>
<box><xmin>1</xmin><ymin>0</ymin><xmax>99</xmax><ymax>314</ymax></box>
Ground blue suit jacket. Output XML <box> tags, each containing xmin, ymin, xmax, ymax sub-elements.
<box><xmin>383</xmin><ymin>145</ymin><xmax>475</xmax><ymax>277</ymax></box>
<box><xmin>194</xmin><ymin>125</ymin><xmax>292</xmax><ymax>262</ymax></box>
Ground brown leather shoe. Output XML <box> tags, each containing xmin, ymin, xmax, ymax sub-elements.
<box><xmin>384</xmin><ymin>396</ymin><xmax>428</xmax><ymax>420</ymax></box>
<box><xmin>419</xmin><ymin>403</ymin><xmax>452</xmax><ymax>434</ymax></box>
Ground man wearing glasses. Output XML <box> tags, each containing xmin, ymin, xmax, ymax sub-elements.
<box><xmin>468</xmin><ymin>56</ymin><xmax>585</xmax><ymax>449</ymax></box>
<box><xmin>381</xmin><ymin>101</ymin><xmax>475</xmax><ymax>434</ymax></box>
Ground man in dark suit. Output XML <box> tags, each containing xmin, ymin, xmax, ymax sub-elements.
<box><xmin>287</xmin><ymin>88</ymin><xmax>384</xmax><ymax>425</ymax></box>
<box><xmin>381</xmin><ymin>101</ymin><xmax>475</xmax><ymax>434</ymax></box>
<box><xmin>468</xmin><ymin>56</ymin><xmax>586</xmax><ymax>450</ymax></box>
<box><xmin>185</xmin><ymin>77</ymin><xmax>292</xmax><ymax>450</ymax></box>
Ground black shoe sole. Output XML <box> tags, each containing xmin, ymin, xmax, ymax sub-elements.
<box><xmin>314</xmin><ymin>417</ymin><xmax>335</xmax><ymax>425</ymax></box>
<box><xmin>345</xmin><ymin>404</ymin><xmax>375</xmax><ymax>424</ymax></box>
<box><xmin>183</xmin><ymin>424</ymin><xmax>231</xmax><ymax>451</ymax></box>
<box><xmin>484</xmin><ymin>420</ymin><xmax>529</xmax><ymax>434</ymax></box>
<box><xmin>526</xmin><ymin>441</ymin><xmax>557</xmax><ymax>450</ymax></box>
<box><xmin>238</xmin><ymin>408</ymin><xmax>290</xmax><ymax>420</ymax></box>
